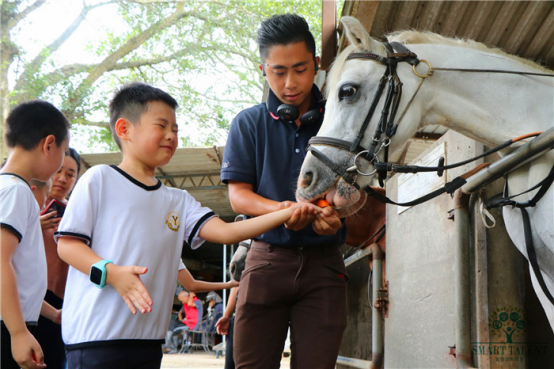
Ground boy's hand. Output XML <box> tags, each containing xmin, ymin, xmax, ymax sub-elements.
<box><xmin>11</xmin><ymin>330</ymin><xmax>46</xmax><ymax>369</ymax></box>
<box><xmin>279</xmin><ymin>201</ymin><xmax>320</xmax><ymax>231</ymax></box>
<box><xmin>40</xmin><ymin>211</ymin><xmax>60</xmax><ymax>230</ymax></box>
<box><xmin>215</xmin><ymin>316</ymin><xmax>230</xmax><ymax>335</ymax></box>
<box><xmin>52</xmin><ymin>308</ymin><xmax>62</xmax><ymax>325</ymax></box>
<box><xmin>228</xmin><ymin>279</ymin><xmax>240</xmax><ymax>288</ymax></box>
<box><xmin>313</xmin><ymin>206</ymin><xmax>342</xmax><ymax>236</ymax></box>
<box><xmin>106</xmin><ymin>264</ymin><xmax>153</xmax><ymax>315</ymax></box>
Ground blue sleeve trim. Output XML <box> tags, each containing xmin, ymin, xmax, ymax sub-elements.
<box><xmin>54</xmin><ymin>231</ymin><xmax>92</xmax><ymax>246</ymax></box>
<box><xmin>187</xmin><ymin>211</ymin><xmax>216</xmax><ymax>246</ymax></box>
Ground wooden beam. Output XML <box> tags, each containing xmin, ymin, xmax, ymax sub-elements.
<box><xmin>321</xmin><ymin>0</ymin><xmax>337</xmax><ymax>71</ymax></box>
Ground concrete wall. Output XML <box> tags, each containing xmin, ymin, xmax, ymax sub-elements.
<box><xmin>381</xmin><ymin>131</ymin><xmax>554</xmax><ymax>368</ymax></box>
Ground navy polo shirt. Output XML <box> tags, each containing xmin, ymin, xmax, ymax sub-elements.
<box><xmin>221</xmin><ymin>85</ymin><xmax>347</xmax><ymax>247</ymax></box>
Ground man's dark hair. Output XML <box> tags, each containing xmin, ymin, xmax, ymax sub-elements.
<box><xmin>256</xmin><ymin>14</ymin><xmax>316</xmax><ymax>62</ymax></box>
<box><xmin>109</xmin><ymin>82</ymin><xmax>178</xmax><ymax>149</ymax></box>
<box><xmin>5</xmin><ymin>100</ymin><xmax>70</xmax><ymax>150</ymax></box>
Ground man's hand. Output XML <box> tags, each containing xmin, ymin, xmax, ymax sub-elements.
<box><xmin>312</xmin><ymin>206</ymin><xmax>342</xmax><ymax>235</ymax></box>
<box><xmin>11</xmin><ymin>330</ymin><xmax>47</xmax><ymax>369</ymax></box>
<box><xmin>106</xmin><ymin>264</ymin><xmax>153</xmax><ymax>315</ymax></box>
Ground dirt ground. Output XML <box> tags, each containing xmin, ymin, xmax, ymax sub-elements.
<box><xmin>161</xmin><ymin>351</ymin><xmax>291</xmax><ymax>369</ymax></box>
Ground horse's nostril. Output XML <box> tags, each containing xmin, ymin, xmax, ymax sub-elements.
<box><xmin>230</xmin><ymin>263</ymin><xmax>235</xmax><ymax>273</ymax></box>
<box><xmin>303</xmin><ymin>171</ymin><xmax>313</xmax><ymax>188</ymax></box>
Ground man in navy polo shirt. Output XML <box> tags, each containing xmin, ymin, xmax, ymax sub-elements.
<box><xmin>221</xmin><ymin>14</ymin><xmax>348</xmax><ymax>369</ymax></box>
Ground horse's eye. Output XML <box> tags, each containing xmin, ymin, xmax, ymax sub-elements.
<box><xmin>339</xmin><ymin>85</ymin><xmax>357</xmax><ymax>101</ymax></box>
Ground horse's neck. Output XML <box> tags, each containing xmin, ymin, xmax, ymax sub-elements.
<box><xmin>404</xmin><ymin>44</ymin><xmax>553</xmax><ymax>147</ymax></box>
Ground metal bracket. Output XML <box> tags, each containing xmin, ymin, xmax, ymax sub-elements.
<box><xmin>374</xmin><ymin>280</ymin><xmax>389</xmax><ymax>318</ymax></box>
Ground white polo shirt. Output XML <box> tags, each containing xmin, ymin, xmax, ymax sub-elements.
<box><xmin>0</xmin><ymin>173</ymin><xmax>47</xmax><ymax>324</ymax></box>
<box><xmin>55</xmin><ymin>165</ymin><xmax>216</xmax><ymax>348</ymax></box>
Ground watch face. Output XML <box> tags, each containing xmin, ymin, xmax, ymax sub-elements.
<box><xmin>90</xmin><ymin>266</ymin><xmax>103</xmax><ymax>285</ymax></box>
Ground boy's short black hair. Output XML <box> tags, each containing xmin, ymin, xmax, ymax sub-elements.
<box><xmin>256</xmin><ymin>14</ymin><xmax>316</xmax><ymax>62</ymax></box>
<box><xmin>109</xmin><ymin>82</ymin><xmax>178</xmax><ymax>149</ymax></box>
<box><xmin>5</xmin><ymin>100</ymin><xmax>70</xmax><ymax>150</ymax></box>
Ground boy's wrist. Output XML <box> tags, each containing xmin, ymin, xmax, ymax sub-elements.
<box><xmin>104</xmin><ymin>262</ymin><xmax>117</xmax><ymax>286</ymax></box>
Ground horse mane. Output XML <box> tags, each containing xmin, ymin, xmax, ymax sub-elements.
<box><xmin>325</xmin><ymin>29</ymin><xmax>551</xmax><ymax>97</ymax></box>
<box><xmin>388</xmin><ymin>30</ymin><xmax>552</xmax><ymax>73</ymax></box>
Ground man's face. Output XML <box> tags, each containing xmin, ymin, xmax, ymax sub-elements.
<box><xmin>261</xmin><ymin>41</ymin><xmax>319</xmax><ymax>115</ymax></box>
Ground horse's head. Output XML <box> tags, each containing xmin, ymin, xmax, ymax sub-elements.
<box><xmin>296</xmin><ymin>16</ymin><xmax>417</xmax><ymax>217</ymax></box>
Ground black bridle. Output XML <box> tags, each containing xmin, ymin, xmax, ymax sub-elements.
<box><xmin>307</xmin><ymin>42</ymin><xmax>419</xmax><ymax>188</ymax></box>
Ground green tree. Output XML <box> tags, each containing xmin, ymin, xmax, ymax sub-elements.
<box><xmin>1</xmin><ymin>0</ymin><xmax>329</xmax><ymax>155</ymax></box>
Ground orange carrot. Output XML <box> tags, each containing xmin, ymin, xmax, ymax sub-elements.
<box><xmin>316</xmin><ymin>199</ymin><xmax>330</xmax><ymax>208</ymax></box>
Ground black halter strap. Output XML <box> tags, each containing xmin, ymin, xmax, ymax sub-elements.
<box><xmin>307</xmin><ymin>41</ymin><xmax>415</xmax><ymax>186</ymax></box>
<box><xmin>484</xmin><ymin>163</ymin><xmax>554</xmax><ymax>305</ymax></box>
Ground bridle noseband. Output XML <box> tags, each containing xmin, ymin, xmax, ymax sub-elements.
<box><xmin>307</xmin><ymin>42</ymin><xmax>420</xmax><ymax>188</ymax></box>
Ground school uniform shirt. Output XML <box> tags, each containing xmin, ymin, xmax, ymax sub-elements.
<box><xmin>0</xmin><ymin>173</ymin><xmax>47</xmax><ymax>323</ymax></box>
<box><xmin>55</xmin><ymin>165</ymin><xmax>216</xmax><ymax>348</ymax></box>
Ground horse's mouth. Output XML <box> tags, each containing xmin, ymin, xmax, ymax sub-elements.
<box><xmin>299</xmin><ymin>180</ymin><xmax>367</xmax><ymax>218</ymax></box>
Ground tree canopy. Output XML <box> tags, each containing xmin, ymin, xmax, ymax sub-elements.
<box><xmin>1</xmin><ymin>0</ymin><xmax>334</xmax><ymax>155</ymax></box>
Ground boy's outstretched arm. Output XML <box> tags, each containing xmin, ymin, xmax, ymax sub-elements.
<box><xmin>57</xmin><ymin>236</ymin><xmax>153</xmax><ymax>315</ymax></box>
<box><xmin>198</xmin><ymin>203</ymin><xmax>321</xmax><ymax>245</ymax></box>
<box><xmin>177</xmin><ymin>268</ymin><xmax>238</xmax><ymax>293</ymax></box>
<box><xmin>0</xmin><ymin>229</ymin><xmax>46</xmax><ymax>369</ymax></box>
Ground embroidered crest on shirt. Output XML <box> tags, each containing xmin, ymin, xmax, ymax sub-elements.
<box><xmin>166</xmin><ymin>211</ymin><xmax>181</xmax><ymax>231</ymax></box>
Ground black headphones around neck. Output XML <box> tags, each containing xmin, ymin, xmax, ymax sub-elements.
<box><xmin>275</xmin><ymin>100</ymin><xmax>326</xmax><ymax>125</ymax></box>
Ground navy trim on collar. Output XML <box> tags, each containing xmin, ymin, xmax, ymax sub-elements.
<box><xmin>0</xmin><ymin>172</ymin><xmax>31</xmax><ymax>189</ymax></box>
<box><xmin>109</xmin><ymin>165</ymin><xmax>162</xmax><ymax>191</ymax></box>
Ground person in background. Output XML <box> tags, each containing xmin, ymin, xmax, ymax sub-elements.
<box><xmin>205</xmin><ymin>291</ymin><xmax>223</xmax><ymax>325</ymax></box>
<box><xmin>30</xmin><ymin>179</ymin><xmax>52</xmax><ymax>212</ymax></box>
<box><xmin>32</xmin><ymin>148</ymin><xmax>81</xmax><ymax>369</ymax></box>
<box><xmin>1</xmin><ymin>100</ymin><xmax>70</xmax><ymax>369</ymax></box>
<box><xmin>163</xmin><ymin>270</ymin><xmax>237</xmax><ymax>353</ymax></box>
<box><xmin>220</xmin><ymin>14</ymin><xmax>348</xmax><ymax>368</ymax></box>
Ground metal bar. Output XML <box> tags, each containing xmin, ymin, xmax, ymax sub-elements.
<box><xmin>344</xmin><ymin>247</ymin><xmax>373</xmax><ymax>267</ymax></box>
<box><xmin>371</xmin><ymin>244</ymin><xmax>384</xmax><ymax>369</ymax></box>
<box><xmin>336</xmin><ymin>356</ymin><xmax>372</xmax><ymax>369</ymax></box>
<box><xmin>454</xmin><ymin>191</ymin><xmax>474</xmax><ymax>368</ymax></box>
<box><xmin>462</xmin><ymin>127</ymin><xmax>554</xmax><ymax>194</ymax></box>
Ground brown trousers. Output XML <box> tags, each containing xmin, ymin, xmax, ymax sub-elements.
<box><xmin>233</xmin><ymin>241</ymin><xmax>348</xmax><ymax>369</ymax></box>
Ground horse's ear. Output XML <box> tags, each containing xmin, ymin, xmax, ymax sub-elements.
<box><xmin>341</xmin><ymin>16</ymin><xmax>384</xmax><ymax>53</ymax></box>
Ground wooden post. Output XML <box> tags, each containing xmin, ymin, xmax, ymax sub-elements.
<box><xmin>321</xmin><ymin>0</ymin><xmax>337</xmax><ymax>71</ymax></box>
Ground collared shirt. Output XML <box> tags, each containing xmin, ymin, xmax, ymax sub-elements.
<box><xmin>221</xmin><ymin>85</ymin><xmax>347</xmax><ymax>247</ymax></box>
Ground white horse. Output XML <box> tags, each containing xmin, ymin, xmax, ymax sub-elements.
<box><xmin>296</xmin><ymin>16</ymin><xmax>554</xmax><ymax>329</ymax></box>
